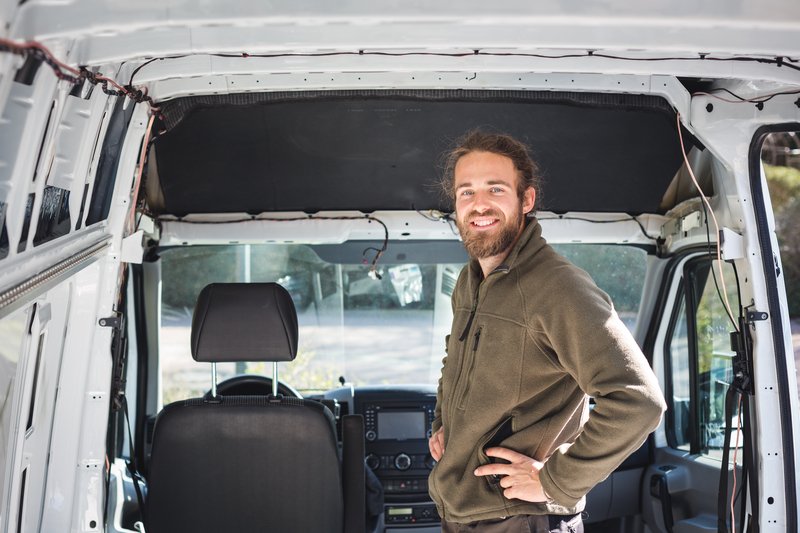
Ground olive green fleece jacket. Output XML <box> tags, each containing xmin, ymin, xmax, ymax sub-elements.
<box><xmin>428</xmin><ymin>219</ymin><xmax>666</xmax><ymax>523</ymax></box>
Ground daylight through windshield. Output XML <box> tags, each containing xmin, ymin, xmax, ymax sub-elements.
<box><xmin>159</xmin><ymin>242</ymin><xmax>647</xmax><ymax>403</ymax></box>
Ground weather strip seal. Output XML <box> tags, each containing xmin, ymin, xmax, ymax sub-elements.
<box><xmin>748</xmin><ymin>123</ymin><xmax>799</xmax><ymax>533</ymax></box>
<box><xmin>0</xmin><ymin>237</ymin><xmax>111</xmax><ymax>319</ymax></box>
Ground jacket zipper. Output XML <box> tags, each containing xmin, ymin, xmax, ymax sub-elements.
<box><xmin>454</xmin><ymin>327</ymin><xmax>481</xmax><ymax>409</ymax></box>
<box><xmin>458</xmin><ymin>299</ymin><xmax>478</xmax><ymax>341</ymax></box>
<box><xmin>450</xmin><ymin>265</ymin><xmax>506</xmax><ymax>412</ymax></box>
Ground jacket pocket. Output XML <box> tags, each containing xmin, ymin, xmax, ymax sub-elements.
<box><xmin>476</xmin><ymin>416</ymin><xmax>514</xmax><ymax>484</ymax></box>
<box><xmin>475</xmin><ymin>416</ymin><xmax>514</xmax><ymax>513</ymax></box>
<box><xmin>454</xmin><ymin>327</ymin><xmax>481</xmax><ymax>410</ymax></box>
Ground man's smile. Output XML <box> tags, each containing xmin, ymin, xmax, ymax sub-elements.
<box><xmin>470</xmin><ymin>217</ymin><xmax>500</xmax><ymax>229</ymax></box>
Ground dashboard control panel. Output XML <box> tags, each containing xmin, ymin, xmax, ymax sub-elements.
<box><xmin>359</xmin><ymin>391</ymin><xmax>436</xmax><ymax>495</ymax></box>
<box><xmin>385</xmin><ymin>502</ymin><xmax>439</xmax><ymax>525</ymax></box>
<box><xmin>325</xmin><ymin>385</ymin><xmax>441</xmax><ymax>526</ymax></box>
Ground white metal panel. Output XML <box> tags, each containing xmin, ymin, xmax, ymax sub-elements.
<box><xmin>158</xmin><ymin>210</ymin><xmax>665</xmax><ymax>246</ymax></box>
<box><xmin>0</xmin><ymin>302</ymin><xmax>44</xmax><ymax>533</ymax></box>
<box><xmin>8</xmin><ymin>0</ymin><xmax>800</xmax><ymax>64</ymax></box>
<box><xmin>49</xmin><ymin>102</ymin><xmax>150</xmax><ymax>531</ymax></box>
<box><xmin>0</xmin><ymin>74</ymin><xmax>58</xmax><ymax>260</ymax></box>
<box><xmin>679</xmin><ymin>94</ymin><xmax>800</xmax><ymax>533</ymax></box>
<box><xmin>49</xmin><ymin>87</ymin><xmax>113</xmax><ymax>234</ymax></box>
<box><xmin>15</xmin><ymin>285</ymin><xmax>70</xmax><ymax>533</ymax></box>
<box><xmin>0</xmin><ymin>306</ymin><xmax>29</xmax><ymax>533</ymax></box>
<box><xmin>37</xmin><ymin>262</ymin><xmax>105</xmax><ymax>532</ymax></box>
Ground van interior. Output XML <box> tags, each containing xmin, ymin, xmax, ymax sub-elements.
<box><xmin>0</xmin><ymin>4</ymin><xmax>799</xmax><ymax>533</ymax></box>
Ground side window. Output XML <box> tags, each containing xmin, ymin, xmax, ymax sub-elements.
<box><xmin>667</xmin><ymin>295</ymin><xmax>690</xmax><ymax>450</ymax></box>
<box><xmin>761</xmin><ymin>131</ymin><xmax>800</xmax><ymax>401</ymax></box>
<box><xmin>666</xmin><ymin>258</ymin><xmax>740</xmax><ymax>458</ymax></box>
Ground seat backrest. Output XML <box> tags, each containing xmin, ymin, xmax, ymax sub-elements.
<box><xmin>146</xmin><ymin>283</ymin><xmax>345</xmax><ymax>533</ymax></box>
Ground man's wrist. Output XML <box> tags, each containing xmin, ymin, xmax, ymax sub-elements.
<box><xmin>536</xmin><ymin>465</ymin><xmax>555</xmax><ymax>504</ymax></box>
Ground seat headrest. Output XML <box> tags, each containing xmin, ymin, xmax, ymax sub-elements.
<box><xmin>190</xmin><ymin>283</ymin><xmax>298</xmax><ymax>363</ymax></box>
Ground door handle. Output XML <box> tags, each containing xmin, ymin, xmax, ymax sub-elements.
<box><xmin>650</xmin><ymin>472</ymin><xmax>675</xmax><ymax>533</ymax></box>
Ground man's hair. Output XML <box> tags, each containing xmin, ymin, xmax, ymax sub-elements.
<box><xmin>440</xmin><ymin>130</ymin><xmax>541</xmax><ymax>209</ymax></box>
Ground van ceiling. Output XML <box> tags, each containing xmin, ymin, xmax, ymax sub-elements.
<box><xmin>147</xmin><ymin>91</ymin><xmax>693</xmax><ymax>217</ymax></box>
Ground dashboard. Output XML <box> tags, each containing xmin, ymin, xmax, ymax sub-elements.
<box><xmin>325</xmin><ymin>385</ymin><xmax>440</xmax><ymax>527</ymax></box>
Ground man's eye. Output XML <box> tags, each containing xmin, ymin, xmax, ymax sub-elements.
<box><xmin>460</xmin><ymin>190</ymin><xmax>473</xmax><ymax>197</ymax></box>
<box><xmin>490</xmin><ymin>187</ymin><xmax>504</xmax><ymax>193</ymax></box>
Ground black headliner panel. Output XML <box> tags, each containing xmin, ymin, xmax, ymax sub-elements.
<box><xmin>152</xmin><ymin>92</ymin><xmax>686</xmax><ymax>216</ymax></box>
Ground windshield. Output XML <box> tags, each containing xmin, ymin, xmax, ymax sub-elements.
<box><xmin>158</xmin><ymin>242</ymin><xmax>647</xmax><ymax>403</ymax></box>
<box><xmin>159</xmin><ymin>244</ymin><xmax>462</xmax><ymax>402</ymax></box>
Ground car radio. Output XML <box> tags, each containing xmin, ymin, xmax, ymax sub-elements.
<box><xmin>363</xmin><ymin>402</ymin><xmax>436</xmax><ymax>495</ymax></box>
<box><xmin>363</xmin><ymin>403</ymin><xmax>435</xmax><ymax>443</ymax></box>
<box><xmin>356</xmin><ymin>388</ymin><xmax>438</xmax><ymax>499</ymax></box>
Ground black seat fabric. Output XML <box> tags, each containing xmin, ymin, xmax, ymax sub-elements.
<box><xmin>145</xmin><ymin>283</ymin><xmax>358</xmax><ymax>533</ymax></box>
<box><xmin>147</xmin><ymin>396</ymin><xmax>343</xmax><ymax>533</ymax></box>
<box><xmin>190</xmin><ymin>283</ymin><xmax>299</xmax><ymax>362</ymax></box>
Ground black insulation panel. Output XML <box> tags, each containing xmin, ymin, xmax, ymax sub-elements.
<box><xmin>152</xmin><ymin>93</ymin><xmax>686</xmax><ymax>216</ymax></box>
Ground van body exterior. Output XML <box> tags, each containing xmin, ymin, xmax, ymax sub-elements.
<box><xmin>0</xmin><ymin>2</ymin><xmax>799</xmax><ymax>532</ymax></box>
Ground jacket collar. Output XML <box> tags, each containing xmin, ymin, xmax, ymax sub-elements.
<box><xmin>466</xmin><ymin>216</ymin><xmax>547</xmax><ymax>288</ymax></box>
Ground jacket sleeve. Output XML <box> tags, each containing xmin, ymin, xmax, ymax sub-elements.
<box><xmin>536</xmin><ymin>266</ymin><xmax>666</xmax><ymax>508</ymax></box>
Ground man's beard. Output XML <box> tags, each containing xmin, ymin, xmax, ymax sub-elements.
<box><xmin>457</xmin><ymin>206</ymin><xmax>524</xmax><ymax>259</ymax></box>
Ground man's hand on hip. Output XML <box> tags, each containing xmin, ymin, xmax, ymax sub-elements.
<box><xmin>429</xmin><ymin>427</ymin><xmax>445</xmax><ymax>461</ymax></box>
<box><xmin>473</xmin><ymin>447</ymin><xmax>548</xmax><ymax>503</ymax></box>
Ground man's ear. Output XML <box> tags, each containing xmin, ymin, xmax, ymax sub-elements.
<box><xmin>522</xmin><ymin>187</ymin><xmax>536</xmax><ymax>214</ymax></box>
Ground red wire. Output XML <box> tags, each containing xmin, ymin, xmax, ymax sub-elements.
<box><xmin>128</xmin><ymin>113</ymin><xmax>156</xmax><ymax>234</ymax></box>
<box><xmin>0</xmin><ymin>36</ymin><xmax>162</xmax><ymax>113</ymax></box>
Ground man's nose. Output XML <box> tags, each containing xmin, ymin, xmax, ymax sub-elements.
<box><xmin>472</xmin><ymin>190</ymin><xmax>491</xmax><ymax>212</ymax></box>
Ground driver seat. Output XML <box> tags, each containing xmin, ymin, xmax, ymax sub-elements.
<box><xmin>146</xmin><ymin>282</ymin><xmax>365</xmax><ymax>533</ymax></box>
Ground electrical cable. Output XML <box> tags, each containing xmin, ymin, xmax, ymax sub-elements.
<box><xmin>7</xmin><ymin>38</ymin><xmax>797</xmax><ymax>114</ymax></box>
<box><xmin>130</xmin><ymin>113</ymin><xmax>156</xmax><ymax>234</ymax></box>
<box><xmin>731</xmin><ymin>263</ymin><xmax>744</xmax><ymax>318</ymax></box>
<box><xmin>537</xmin><ymin>215</ymin><xmax>660</xmax><ymax>241</ymax></box>
<box><xmin>675</xmin><ymin>112</ymin><xmax>738</xmax><ymax>332</ymax></box>
<box><xmin>158</xmin><ymin>214</ymin><xmax>389</xmax><ymax>277</ymax></box>
<box><xmin>693</xmin><ymin>88</ymin><xmax>800</xmax><ymax>105</ymax></box>
<box><xmin>414</xmin><ymin>209</ymin><xmax>461</xmax><ymax>236</ymax></box>
<box><xmin>730</xmin><ymin>260</ymin><xmax>757</xmax><ymax>532</ymax></box>
<box><xmin>128</xmin><ymin>57</ymin><xmax>167</xmax><ymax>86</ymax></box>
<box><xmin>415</xmin><ymin>208</ymin><xmax>445</xmax><ymax>222</ymax></box>
<box><xmin>698</xmin><ymin>192</ymin><xmax>739</xmax><ymax>330</ymax></box>
<box><xmin>208</xmin><ymin>49</ymin><xmax>800</xmax><ymax>73</ymax></box>
<box><xmin>731</xmin><ymin>393</ymin><xmax>744</xmax><ymax>533</ymax></box>
<box><xmin>0</xmin><ymin>37</ymin><xmax>161</xmax><ymax>115</ymax></box>
<box><xmin>445</xmin><ymin>217</ymin><xmax>459</xmax><ymax>236</ymax></box>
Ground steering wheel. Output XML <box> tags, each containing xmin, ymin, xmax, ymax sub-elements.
<box><xmin>204</xmin><ymin>374</ymin><xmax>302</xmax><ymax>399</ymax></box>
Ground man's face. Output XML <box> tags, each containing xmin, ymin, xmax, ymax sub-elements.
<box><xmin>454</xmin><ymin>151</ymin><xmax>535</xmax><ymax>260</ymax></box>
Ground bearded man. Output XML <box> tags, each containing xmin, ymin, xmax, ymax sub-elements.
<box><xmin>427</xmin><ymin>131</ymin><xmax>666</xmax><ymax>533</ymax></box>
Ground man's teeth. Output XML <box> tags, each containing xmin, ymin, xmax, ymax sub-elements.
<box><xmin>472</xmin><ymin>219</ymin><xmax>496</xmax><ymax>227</ymax></box>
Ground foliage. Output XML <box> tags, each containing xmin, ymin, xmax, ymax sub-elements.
<box><xmin>553</xmin><ymin>244</ymin><xmax>647</xmax><ymax>314</ymax></box>
<box><xmin>776</xmin><ymin>197</ymin><xmax>800</xmax><ymax>317</ymax></box>
<box><xmin>247</xmin><ymin>350</ymin><xmax>342</xmax><ymax>393</ymax></box>
<box><xmin>765</xmin><ymin>164</ymin><xmax>800</xmax><ymax>317</ymax></box>
<box><xmin>764</xmin><ymin>164</ymin><xmax>800</xmax><ymax>212</ymax></box>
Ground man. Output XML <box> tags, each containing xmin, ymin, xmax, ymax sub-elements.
<box><xmin>428</xmin><ymin>130</ymin><xmax>666</xmax><ymax>532</ymax></box>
